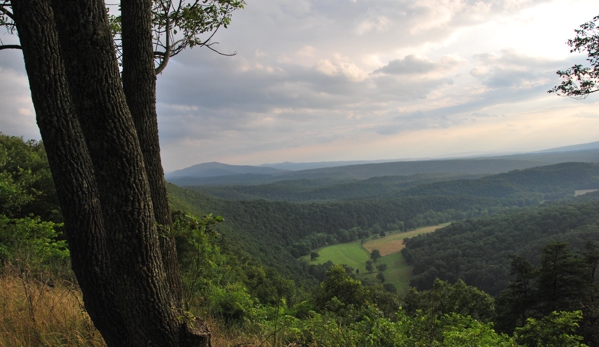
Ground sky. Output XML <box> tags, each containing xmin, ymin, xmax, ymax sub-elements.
<box><xmin>1</xmin><ymin>0</ymin><xmax>599</xmax><ymax>171</ymax></box>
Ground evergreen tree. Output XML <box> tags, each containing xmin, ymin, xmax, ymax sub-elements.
<box><xmin>537</xmin><ymin>242</ymin><xmax>586</xmax><ymax>315</ymax></box>
<box><xmin>495</xmin><ymin>255</ymin><xmax>539</xmax><ymax>333</ymax></box>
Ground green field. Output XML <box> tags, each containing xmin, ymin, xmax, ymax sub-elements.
<box><xmin>308</xmin><ymin>240</ymin><xmax>371</xmax><ymax>270</ymax></box>
<box><xmin>304</xmin><ymin>223</ymin><xmax>449</xmax><ymax>296</ymax></box>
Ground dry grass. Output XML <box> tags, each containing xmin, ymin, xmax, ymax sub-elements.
<box><xmin>0</xmin><ymin>267</ymin><xmax>268</xmax><ymax>347</ymax></box>
<box><xmin>363</xmin><ymin>223</ymin><xmax>450</xmax><ymax>256</ymax></box>
<box><xmin>0</xmin><ymin>267</ymin><xmax>105</xmax><ymax>347</ymax></box>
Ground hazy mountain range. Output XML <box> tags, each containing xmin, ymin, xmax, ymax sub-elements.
<box><xmin>166</xmin><ymin>141</ymin><xmax>599</xmax><ymax>186</ymax></box>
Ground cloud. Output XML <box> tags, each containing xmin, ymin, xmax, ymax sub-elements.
<box><xmin>356</xmin><ymin>15</ymin><xmax>392</xmax><ymax>35</ymax></box>
<box><xmin>373</xmin><ymin>55</ymin><xmax>461</xmax><ymax>75</ymax></box>
<box><xmin>468</xmin><ymin>50</ymin><xmax>564</xmax><ymax>90</ymax></box>
<box><xmin>482</xmin><ymin>68</ymin><xmax>537</xmax><ymax>88</ymax></box>
<box><xmin>3</xmin><ymin>0</ymin><xmax>599</xmax><ymax>169</ymax></box>
<box><xmin>373</xmin><ymin>55</ymin><xmax>437</xmax><ymax>75</ymax></box>
<box><xmin>313</xmin><ymin>56</ymin><xmax>367</xmax><ymax>80</ymax></box>
<box><xmin>0</xmin><ymin>65</ymin><xmax>40</xmax><ymax>140</ymax></box>
<box><xmin>572</xmin><ymin>111</ymin><xmax>599</xmax><ymax>119</ymax></box>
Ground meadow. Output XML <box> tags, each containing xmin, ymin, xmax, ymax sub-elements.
<box><xmin>305</xmin><ymin>223</ymin><xmax>449</xmax><ymax>295</ymax></box>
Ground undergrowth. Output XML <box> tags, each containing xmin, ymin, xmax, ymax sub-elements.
<box><xmin>0</xmin><ymin>265</ymin><xmax>104</xmax><ymax>347</ymax></box>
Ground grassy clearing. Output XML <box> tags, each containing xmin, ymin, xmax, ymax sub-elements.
<box><xmin>306</xmin><ymin>223</ymin><xmax>450</xmax><ymax>296</ymax></box>
<box><xmin>363</xmin><ymin>223</ymin><xmax>450</xmax><ymax>256</ymax></box>
<box><xmin>358</xmin><ymin>252</ymin><xmax>412</xmax><ymax>296</ymax></box>
<box><xmin>307</xmin><ymin>240</ymin><xmax>371</xmax><ymax>270</ymax></box>
<box><xmin>575</xmin><ymin>189</ymin><xmax>599</xmax><ymax>196</ymax></box>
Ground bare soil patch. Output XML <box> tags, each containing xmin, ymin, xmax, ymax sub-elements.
<box><xmin>363</xmin><ymin>223</ymin><xmax>449</xmax><ymax>256</ymax></box>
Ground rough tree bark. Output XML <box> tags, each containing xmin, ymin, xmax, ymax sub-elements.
<box><xmin>121</xmin><ymin>0</ymin><xmax>183</xmax><ymax>306</ymax></box>
<box><xmin>11</xmin><ymin>2</ymin><xmax>130</xmax><ymax>345</ymax></box>
<box><xmin>11</xmin><ymin>0</ymin><xmax>211</xmax><ymax>345</ymax></box>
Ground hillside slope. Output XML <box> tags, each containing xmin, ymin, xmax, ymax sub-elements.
<box><xmin>402</xmin><ymin>193</ymin><xmax>599</xmax><ymax>296</ymax></box>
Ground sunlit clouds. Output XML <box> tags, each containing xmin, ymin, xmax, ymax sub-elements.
<box><xmin>1</xmin><ymin>0</ymin><xmax>598</xmax><ymax>171</ymax></box>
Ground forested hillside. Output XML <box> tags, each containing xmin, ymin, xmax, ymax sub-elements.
<box><xmin>185</xmin><ymin>173</ymin><xmax>484</xmax><ymax>201</ymax></box>
<box><xmin>187</xmin><ymin>162</ymin><xmax>599</xmax><ymax>202</ymax></box>
<box><xmin>168</xmin><ymin>183</ymin><xmax>507</xmax><ymax>283</ymax></box>
<box><xmin>402</xmin><ymin>195</ymin><xmax>599</xmax><ymax>296</ymax></box>
<box><xmin>167</xmin><ymin>162</ymin><xmax>599</xmax><ymax>284</ymax></box>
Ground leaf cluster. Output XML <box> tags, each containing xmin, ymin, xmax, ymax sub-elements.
<box><xmin>149</xmin><ymin>0</ymin><xmax>245</xmax><ymax>72</ymax></box>
<box><xmin>550</xmin><ymin>15</ymin><xmax>599</xmax><ymax>98</ymax></box>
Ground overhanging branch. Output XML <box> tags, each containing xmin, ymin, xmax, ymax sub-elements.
<box><xmin>0</xmin><ymin>44</ymin><xmax>21</xmax><ymax>50</ymax></box>
<box><xmin>0</xmin><ymin>3</ymin><xmax>14</xmax><ymax>21</ymax></box>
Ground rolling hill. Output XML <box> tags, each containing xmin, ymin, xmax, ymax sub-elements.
<box><xmin>167</xmin><ymin>142</ymin><xmax>599</xmax><ymax>186</ymax></box>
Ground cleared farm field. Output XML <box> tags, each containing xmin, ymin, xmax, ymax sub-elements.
<box><xmin>363</xmin><ymin>223</ymin><xmax>450</xmax><ymax>256</ymax></box>
<box><xmin>307</xmin><ymin>240</ymin><xmax>370</xmax><ymax>270</ymax></box>
<box><xmin>305</xmin><ymin>223</ymin><xmax>450</xmax><ymax>296</ymax></box>
<box><xmin>359</xmin><ymin>252</ymin><xmax>412</xmax><ymax>296</ymax></box>
<box><xmin>575</xmin><ymin>189</ymin><xmax>599</xmax><ymax>196</ymax></box>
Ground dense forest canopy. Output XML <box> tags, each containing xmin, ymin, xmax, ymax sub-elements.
<box><xmin>402</xmin><ymin>197</ymin><xmax>599</xmax><ymax>295</ymax></box>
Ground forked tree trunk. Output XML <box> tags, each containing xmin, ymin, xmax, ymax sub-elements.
<box><xmin>11</xmin><ymin>1</ymin><xmax>130</xmax><ymax>345</ymax></box>
<box><xmin>11</xmin><ymin>0</ymin><xmax>211</xmax><ymax>345</ymax></box>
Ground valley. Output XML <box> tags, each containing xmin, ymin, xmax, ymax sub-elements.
<box><xmin>303</xmin><ymin>223</ymin><xmax>449</xmax><ymax>295</ymax></box>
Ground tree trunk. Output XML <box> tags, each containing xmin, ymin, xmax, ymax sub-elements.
<box><xmin>50</xmin><ymin>0</ymin><xmax>184</xmax><ymax>344</ymax></box>
<box><xmin>121</xmin><ymin>0</ymin><xmax>183</xmax><ymax>307</ymax></box>
<box><xmin>11</xmin><ymin>1</ymin><xmax>130</xmax><ymax>345</ymax></box>
<box><xmin>12</xmin><ymin>0</ymin><xmax>211</xmax><ymax>345</ymax></box>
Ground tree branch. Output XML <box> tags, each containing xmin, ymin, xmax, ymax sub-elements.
<box><xmin>0</xmin><ymin>44</ymin><xmax>21</xmax><ymax>50</ymax></box>
<box><xmin>0</xmin><ymin>3</ymin><xmax>15</xmax><ymax>21</ymax></box>
<box><xmin>206</xmin><ymin>43</ymin><xmax>235</xmax><ymax>56</ymax></box>
<box><xmin>154</xmin><ymin>3</ymin><xmax>171</xmax><ymax>75</ymax></box>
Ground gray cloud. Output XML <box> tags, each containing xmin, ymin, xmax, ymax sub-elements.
<box><xmin>1</xmin><ymin>0</ymin><xmax>596</xmax><ymax>169</ymax></box>
<box><xmin>373</xmin><ymin>55</ymin><xmax>437</xmax><ymax>75</ymax></box>
<box><xmin>482</xmin><ymin>68</ymin><xmax>538</xmax><ymax>89</ymax></box>
<box><xmin>468</xmin><ymin>50</ymin><xmax>572</xmax><ymax>90</ymax></box>
<box><xmin>0</xmin><ymin>51</ymin><xmax>40</xmax><ymax>140</ymax></box>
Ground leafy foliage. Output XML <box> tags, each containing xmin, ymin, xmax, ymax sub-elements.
<box><xmin>0</xmin><ymin>215</ymin><xmax>67</xmax><ymax>270</ymax></box>
<box><xmin>0</xmin><ymin>135</ymin><xmax>65</xmax><ymax>273</ymax></box>
<box><xmin>494</xmin><ymin>242</ymin><xmax>599</xmax><ymax>345</ymax></box>
<box><xmin>515</xmin><ymin>311</ymin><xmax>588</xmax><ymax>347</ymax></box>
<box><xmin>550</xmin><ymin>15</ymin><xmax>599</xmax><ymax>98</ymax></box>
<box><xmin>2</xmin><ymin>134</ymin><xmax>598</xmax><ymax>345</ymax></box>
<box><xmin>0</xmin><ymin>133</ymin><xmax>59</xmax><ymax>220</ymax></box>
<box><xmin>403</xmin><ymin>279</ymin><xmax>495</xmax><ymax>323</ymax></box>
<box><xmin>371</xmin><ymin>249</ymin><xmax>381</xmax><ymax>262</ymax></box>
<box><xmin>108</xmin><ymin>0</ymin><xmax>245</xmax><ymax>72</ymax></box>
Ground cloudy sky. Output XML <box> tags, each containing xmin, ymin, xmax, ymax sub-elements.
<box><xmin>1</xmin><ymin>0</ymin><xmax>599</xmax><ymax>171</ymax></box>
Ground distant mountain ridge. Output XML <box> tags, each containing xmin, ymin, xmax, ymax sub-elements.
<box><xmin>166</xmin><ymin>141</ymin><xmax>599</xmax><ymax>186</ymax></box>
<box><xmin>533</xmin><ymin>140</ymin><xmax>599</xmax><ymax>153</ymax></box>
<box><xmin>167</xmin><ymin>161</ymin><xmax>288</xmax><ymax>179</ymax></box>
<box><xmin>258</xmin><ymin>160</ymin><xmax>396</xmax><ymax>171</ymax></box>
<box><xmin>186</xmin><ymin>162</ymin><xmax>599</xmax><ymax>202</ymax></box>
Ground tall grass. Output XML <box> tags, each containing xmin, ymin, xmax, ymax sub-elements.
<box><xmin>0</xmin><ymin>266</ymin><xmax>105</xmax><ymax>347</ymax></box>
<box><xmin>0</xmin><ymin>266</ymin><xmax>280</xmax><ymax>347</ymax></box>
